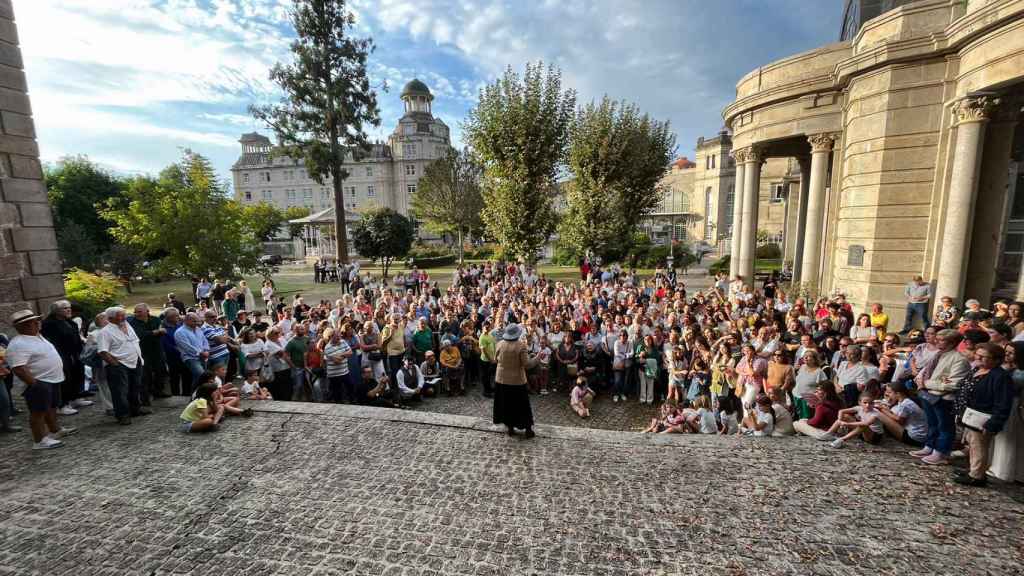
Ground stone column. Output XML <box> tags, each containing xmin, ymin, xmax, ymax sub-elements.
<box><xmin>792</xmin><ymin>156</ymin><xmax>811</xmax><ymax>282</ymax></box>
<box><xmin>737</xmin><ymin>147</ymin><xmax>762</xmax><ymax>286</ymax></box>
<box><xmin>935</xmin><ymin>95</ymin><xmax>999</xmax><ymax>306</ymax></box>
<box><xmin>965</xmin><ymin>101</ymin><xmax>1018</xmax><ymax>300</ymax></box>
<box><xmin>728</xmin><ymin>149</ymin><xmax>745</xmax><ymax>279</ymax></box>
<box><xmin>799</xmin><ymin>134</ymin><xmax>835</xmax><ymax>286</ymax></box>
<box><xmin>0</xmin><ymin>0</ymin><xmax>65</xmax><ymax>332</ymax></box>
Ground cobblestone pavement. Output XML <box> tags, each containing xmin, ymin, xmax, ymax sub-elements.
<box><xmin>1</xmin><ymin>398</ymin><xmax>1022</xmax><ymax>576</ymax></box>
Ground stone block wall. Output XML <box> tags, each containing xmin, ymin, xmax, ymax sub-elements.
<box><xmin>0</xmin><ymin>0</ymin><xmax>64</xmax><ymax>334</ymax></box>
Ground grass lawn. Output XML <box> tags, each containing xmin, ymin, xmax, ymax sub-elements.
<box><xmin>119</xmin><ymin>261</ymin><xmax>703</xmax><ymax>310</ymax></box>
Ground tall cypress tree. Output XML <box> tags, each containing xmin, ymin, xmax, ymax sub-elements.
<box><xmin>251</xmin><ymin>0</ymin><xmax>380</xmax><ymax>263</ymax></box>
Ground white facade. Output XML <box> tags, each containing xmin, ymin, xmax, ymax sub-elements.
<box><xmin>231</xmin><ymin>79</ymin><xmax>452</xmax><ymax>219</ymax></box>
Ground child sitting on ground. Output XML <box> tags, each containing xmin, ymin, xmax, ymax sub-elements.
<box><xmin>819</xmin><ymin>392</ymin><xmax>884</xmax><ymax>449</ymax></box>
<box><xmin>768</xmin><ymin>387</ymin><xmax>796</xmax><ymax>436</ymax></box>
<box><xmin>195</xmin><ymin>371</ymin><xmax>251</xmax><ymax>418</ymax></box>
<box><xmin>693</xmin><ymin>396</ymin><xmax>718</xmax><ymax>434</ymax></box>
<box><xmin>241</xmin><ymin>371</ymin><xmax>273</xmax><ymax>401</ymax></box>
<box><xmin>662</xmin><ymin>401</ymin><xmax>693</xmax><ymax>434</ymax></box>
<box><xmin>741</xmin><ymin>394</ymin><xmax>776</xmax><ymax>437</ymax></box>
<box><xmin>717</xmin><ymin>394</ymin><xmax>741</xmax><ymax>435</ymax></box>
<box><xmin>570</xmin><ymin>376</ymin><xmax>594</xmax><ymax>418</ymax></box>
<box><xmin>643</xmin><ymin>401</ymin><xmax>675</xmax><ymax>433</ymax></box>
<box><xmin>179</xmin><ymin>382</ymin><xmax>222</xmax><ymax>433</ymax></box>
<box><xmin>210</xmin><ymin>363</ymin><xmax>239</xmax><ymax>398</ymax></box>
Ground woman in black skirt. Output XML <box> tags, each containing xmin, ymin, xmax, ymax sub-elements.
<box><xmin>493</xmin><ymin>324</ymin><xmax>538</xmax><ymax>438</ymax></box>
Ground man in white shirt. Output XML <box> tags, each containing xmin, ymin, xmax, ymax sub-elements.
<box><xmin>96</xmin><ymin>306</ymin><xmax>147</xmax><ymax>425</ymax></box>
<box><xmin>6</xmin><ymin>309</ymin><xmax>77</xmax><ymax>450</ymax></box>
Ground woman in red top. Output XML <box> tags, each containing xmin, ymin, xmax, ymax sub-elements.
<box><xmin>793</xmin><ymin>380</ymin><xmax>843</xmax><ymax>440</ymax></box>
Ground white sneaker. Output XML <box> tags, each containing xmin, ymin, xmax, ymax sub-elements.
<box><xmin>612</xmin><ymin>395</ymin><xmax>619</xmax><ymax>403</ymax></box>
<box><xmin>52</xmin><ymin>427</ymin><xmax>78</xmax><ymax>439</ymax></box>
<box><xmin>33</xmin><ymin>437</ymin><xmax>63</xmax><ymax>450</ymax></box>
<box><xmin>830</xmin><ymin>439</ymin><xmax>845</xmax><ymax>449</ymax></box>
<box><xmin>817</xmin><ymin>432</ymin><xmax>837</xmax><ymax>442</ymax></box>
<box><xmin>58</xmin><ymin>406</ymin><xmax>79</xmax><ymax>416</ymax></box>
<box><xmin>70</xmin><ymin>399</ymin><xmax>94</xmax><ymax>408</ymax></box>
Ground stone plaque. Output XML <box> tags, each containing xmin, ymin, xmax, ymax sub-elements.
<box><xmin>848</xmin><ymin>245</ymin><xmax>865</xmax><ymax>267</ymax></box>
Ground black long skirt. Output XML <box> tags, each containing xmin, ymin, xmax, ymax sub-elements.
<box><xmin>493</xmin><ymin>383</ymin><xmax>534</xmax><ymax>430</ymax></box>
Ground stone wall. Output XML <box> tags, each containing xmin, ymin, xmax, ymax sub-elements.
<box><xmin>0</xmin><ymin>0</ymin><xmax>64</xmax><ymax>334</ymax></box>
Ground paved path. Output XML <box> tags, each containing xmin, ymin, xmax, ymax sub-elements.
<box><xmin>1</xmin><ymin>399</ymin><xmax>1022</xmax><ymax>576</ymax></box>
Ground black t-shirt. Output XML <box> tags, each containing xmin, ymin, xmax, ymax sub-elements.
<box><xmin>212</xmin><ymin>285</ymin><xmax>227</xmax><ymax>300</ymax></box>
<box><xmin>251</xmin><ymin>321</ymin><xmax>270</xmax><ymax>334</ymax></box>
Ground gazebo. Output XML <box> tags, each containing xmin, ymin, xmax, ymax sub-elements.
<box><xmin>288</xmin><ymin>207</ymin><xmax>361</xmax><ymax>261</ymax></box>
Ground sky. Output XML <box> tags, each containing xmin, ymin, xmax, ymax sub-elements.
<box><xmin>18</xmin><ymin>0</ymin><xmax>843</xmax><ymax>182</ymax></box>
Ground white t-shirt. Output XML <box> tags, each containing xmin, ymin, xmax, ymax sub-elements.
<box><xmin>892</xmin><ymin>398</ymin><xmax>927</xmax><ymax>442</ymax></box>
<box><xmin>753</xmin><ymin>408</ymin><xmax>775</xmax><ymax>437</ymax></box>
<box><xmin>5</xmin><ymin>334</ymin><xmax>65</xmax><ymax>388</ymax></box>
<box><xmin>772</xmin><ymin>403</ymin><xmax>796</xmax><ymax>436</ymax></box>
<box><xmin>240</xmin><ymin>340</ymin><xmax>266</xmax><ymax>372</ymax></box>
<box><xmin>719</xmin><ymin>411</ymin><xmax>739</xmax><ymax>434</ymax></box>
<box><xmin>95</xmin><ymin>323</ymin><xmax>143</xmax><ymax>369</ymax></box>
<box><xmin>697</xmin><ymin>408</ymin><xmax>717</xmax><ymax>434</ymax></box>
<box><xmin>856</xmin><ymin>406</ymin><xmax>884</xmax><ymax>434</ymax></box>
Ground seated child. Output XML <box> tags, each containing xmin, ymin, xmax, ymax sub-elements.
<box><xmin>241</xmin><ymin>372</ymin><xmax>272</xmax><ymax>401</ymax></box>
<box><xmin>643</xmin><ymin>401</ymin><xmax>676</xmax><ymax>433</ymax></box>
<box><xmin>741</xmin><ymin>394</ymin><xmax>776</xmax><ymax>437</ymax></box>
<box><xmin>195</xmin><ymin>371</ymin><xmax>251</xmax><ymax>418</ymax></box>
<box><xmin>819</xmin><ymin>392</ymin><xmax>884</xmax><ymax>448</ymax></box>
<box><xmin>570</xmin><ymin>376</ymin><xmax>594</xmax><ymax>418</ymax></box>
<box><xmin>661</xmin><ymin>402</ymin><xmax>692</xmax><ymax>434</ymax></box>
<box><xmin>768</xmin><ymin>387</ymin><xmax>796</xmax><ymax>436</ymax></box>
<box><xmin>874</xmin><ymin>382</ymin><xmax>927</xmax><ymax>447</ymax></box>
<box><xmin>210</xmin><ymin>363</ymin><xmax>239</xmax><ymax>398</ymax></box>
<box><xmin>717</xmin><ymin>394</ymin><xmax>741</xmax><ymax>435</ymax></box>
<box><xmin>693</xmin><ymin>396</ymin><xmax>718</xmax><ymax>434</ymax></box>
<box><xmin>179</xmin><ymin>382</ymin><xmax>222</xmax><ymax>433</ymax></box>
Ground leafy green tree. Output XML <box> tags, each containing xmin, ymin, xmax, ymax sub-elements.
<box><xmin>251</xmin><ymin>0</ymin><xmax>380</xmax><ymax>264</ymax></box>
<box><xmin>560</xmin><ymin>96</ymin><xmax>676</xmax><ymax>261</ymax></box>
<box><xmin>410</xmin><ymin>147</ymin><xmax>483</xmax><ymax>263</ymax></box>
<box><xmin>285</xmin><ymin>206</ymin><xmax>311</xmax><ymax>239</ymax></box>
<box><xmin>45</xmin><ymin>156</ymin><xmax>125</xmax><ymax>269</ymax></box>
<box><xmin>464</xmin><ymin>62</ymin><xmax>575</xmax><ymax>261</ymax></box>
<box><xmin>63</xmin><ymin>268</ymin><xmax>121</xmax><ymax>320</ymax></box>
<box><xmin>243</xmin><ymin>203</ymin><xmax>288</xmax><ymax>242</ymax></box>
<box><xmin>101</xmin><ymin>150</ymin><xmax>262</xmax><ymax>278</ymax></box>
<box><xmin>351</xmin><ymin>207</ymin><xmax>414</xmax><ymax>277</ymax></box>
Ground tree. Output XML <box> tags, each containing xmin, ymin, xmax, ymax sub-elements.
<box><xmin>285</xmin><ymin>206</ymin><xmax>311</xmax><ymax>239</ymax></box>
<box><xmin>101</xmin><ymin>150</ymin><xmax>262</xmax><ymax>278</ymax></box>
<box><xmin>243</xmin><ymin>203</ymin><xmax>288</xmax><ymax>242</ymax></box>
<box><xmin>560</xmin><ymin>96</ymin><xmax>676</xmax><ymax>261</ymax></box>
<box><xmin>410</xmin><ymin>147</ymin><xmax>483</xmax><ymax>263</ymax></box>
<box><xmin>351</xmin><ymin>207</ymin><xmax>413</xmax><ymax>277</ymax></box>
<box><xmin>251</xmin><ymin>0</ymin><xmax>381</xmax><ymax>264</ymax></box>
<box><xmin>45</xmin><ymin>156</ymin><xmax>125</xmax><ymax>269</ymax></box>
<box><xmin>463</xmin><ymin>62</ymin><xmax>575</xmax><ymax>261</ymax></box>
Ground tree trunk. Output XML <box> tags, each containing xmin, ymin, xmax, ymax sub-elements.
<box><xmin>382</xmin><ymin>257</ymin><xmax>391</xmax><ymax>278</ymax></box>
<box><xmin>457</xmin><ymin>227</ymin><xmax>464</xmax><ymax>264</ymax></box>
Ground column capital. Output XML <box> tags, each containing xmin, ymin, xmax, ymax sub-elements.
<box><xmin>732</xmin><ymin>146</ymin><xmax>763</xmax><ymax>165</ymax></box>
<box><xmin>807</xmin><ymin>133</ymin><xmax>836</xmax><ymax>153</ymax></box>
<box><xmin>952</xmin><ymin>95</ymin><xmax>1000</xmax><ymax>125</ymax></box>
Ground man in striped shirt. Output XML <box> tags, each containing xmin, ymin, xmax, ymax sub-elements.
<box><xmin>201</xmin><ymin>310</ymin><xmax>231</xmax><ymax>370</ymax></box>
<box><xmin>323</xmin><ymin>329</ymin><xmax>352</xmax><ymax>403</ymax></box>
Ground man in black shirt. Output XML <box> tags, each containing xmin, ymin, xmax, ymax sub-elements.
<box><xmin>250</xmin><ymin>311</ymin><xmax>270</xmax><ymax>336</ymax></box>
<box><xmin>165</xmin><ymin>293</ymin><xmax>186</xmax><ymax>315</ymax></box>
<box><xmin>232</xmin><ymin>310</ymin><xmax>252</xmax><ymax>336</ymax></box>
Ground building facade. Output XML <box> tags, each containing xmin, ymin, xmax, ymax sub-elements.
<box><xmin>231</xmin><ymin>79</ymin><xmax>451</xmax><ymax>221</ymax></box>
<box><xmin>722</xmin><ymin>0</ymin><xmax>1024</xmax><ymax>321</ymax></box>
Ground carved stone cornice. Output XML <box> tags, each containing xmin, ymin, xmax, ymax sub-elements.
<box><xmin>952</xmin><ymin>95</ymin><xmax>1000</xmax><ymax>125</ymax></box>
<box><xmin>732</xmin><ymin>146</ymin><xmax>763</xmax><ymax>165</ymax></box>
<box><xmin>807</xmin><ymin>133</ymin><xmax>836</xmax><ymax>153</ymax></box>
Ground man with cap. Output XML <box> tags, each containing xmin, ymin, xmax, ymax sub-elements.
<box><xmin>6</xmin><ymin>309</ymin><xmax>78</xmax><ymax>449</ymax></box>
<box><xmin>96</xmin><ymin>306</ymin><xmax>147</xmax><ymax>425</ymax></box>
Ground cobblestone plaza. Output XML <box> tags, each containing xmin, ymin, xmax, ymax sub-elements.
<box><xmin>1</xmin><ymin>398</ymin><xmax>1022</xmax><ymax>576</ymax></box>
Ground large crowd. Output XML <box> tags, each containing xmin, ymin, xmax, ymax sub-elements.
<box><xmin>1</xmin><ymin>260</ymin><xmax>1022</xmax><ymax>487</ymax></box>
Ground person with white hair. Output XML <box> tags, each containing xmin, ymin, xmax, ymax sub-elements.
<box><xmin>95</xmin><ymin>306</ymin><xmax>147</xmax><ymax>425</ymax></box>
<box><xmin>40</xmin><ymin>299</ymin><xmax>90</xmax><ymax>416</ymax></box>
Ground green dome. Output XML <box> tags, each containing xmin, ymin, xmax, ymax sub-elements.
<box><xmin>401</xmin><ymin>78</ymin><xmax>432</xmax><ymax>99</ymax></box>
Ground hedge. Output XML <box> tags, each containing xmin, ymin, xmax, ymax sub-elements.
<box><xmin>411</xmin><ymin>255</ymin><xmax>458</xmax><ymax>268</ymax></box>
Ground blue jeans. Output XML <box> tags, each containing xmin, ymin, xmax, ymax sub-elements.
<box><xmin>291</xmin><ymin>367</ymin><xmax>306</xmax><ymax>400</ymax></box>
<box><xmin>920</xmin><ymin>393</ymin><xmax>954</xmax><ymax>454</ymax></box>
<box><xmin>106</xmin><ymin>363</ymin><xmax>143</xmax><ymax>419</ymax></box>
<box><xmin>613</xmin><ymin>369</ymin><xmax>627</xmax><ymax>397</ymax></box>
<box><xmin>902</xmin><ymin>302</ymin><xmax>928</xmax><ymax>332</ymax></box>
<box><xmin>185</xmin><ymin>359</ymin><xmax>206</xmax><ymax>389</ymax></box>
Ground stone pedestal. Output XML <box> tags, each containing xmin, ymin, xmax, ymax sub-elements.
<box><xmin>0</xmin><ymin>0</ymin><xmax>64</xmax><ymax>333</ymax></box>
<box><xmin>934</xmin><ymin>95</ymin><xmax>997</xmax><ymax>306</ymax></box>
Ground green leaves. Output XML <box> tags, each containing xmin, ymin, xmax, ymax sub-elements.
<box><xmin>464</xmin><ymin>62</ymin><xmax>575</xmax><ymax>261</ymax></box>
<box><xmin>410</xmin><ymin>147</ymin><xmax>483</xmax><ymax>262</ymax></box>
<box><xmin>250</xmin><ymin>0</ymin><xmax>380</xmax><ymax>262</ymax></box>
<box><xmin>45</xmin><ymin>156</ymin><xmax>125</xmax><ymax>270</ymax></box>
<box><xmin>560</xmin><ymin>96</ymin><xmax>676</xmax><ymax>262</ymax></box>
<box><xmin>100</xmin><ymin>150</ymin><xmax>262</xmax><ymax>279</ymax></box>
<box><xmin>351</xmin><ymin>207</ymin><xmax>414</xmax><ymax>277</ymax></box>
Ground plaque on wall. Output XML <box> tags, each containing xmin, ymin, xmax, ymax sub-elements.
<box><xmin>848</xmin><ymin>245</ymin><xmax>865</xmax><ymax>267</ymax></box>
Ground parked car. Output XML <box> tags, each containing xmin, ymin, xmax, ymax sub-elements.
<box><xmin>259</xmin><ymin>254</ymin><xmax>283</xmax><ymax>265</ymax></box>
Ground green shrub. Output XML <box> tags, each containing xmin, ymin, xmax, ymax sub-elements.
<box><xmin>709</xmin><ymin>255</ymin><xmax>730</xmax><ymax>275</ymax></box>
<box><xmin>411</xmin><ymin>255</ymin><xmax>458</xmax><ymax>268</ymax></box>
<box><xmin>756</xmin><ymin>243</ymin><xmax>782</xmax><ymax>259</ymax></box>
<box><xmin>409</xmin><ymin>244</ymin><xmax>451</xmax><ymax>259</ymax></box>
<box><xmin>463</xmin><ymin>243</ymin><xmax>497</xmax><ymax>260</ymax></box>
<box><xmin>64</xmin><ymin>268</ymin><xmax>121</xmax><ymax>320</ymax></box>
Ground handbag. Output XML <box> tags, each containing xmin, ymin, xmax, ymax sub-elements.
<box><xmin>259</xmin><ymin>362</ymin><xmax>274</xmax><ymax>384</ymax></box>
<box><xmin>961</xmin><ymin>407</ymin><xmax>992</xmax><ymax>432</ymax></box>
<box><xmin>613</xmin><ymin>358</ymin><xmax>625</xmax><ymax>371</ymax></box>
<box><xmin>566</xmin><ymin>363</ymin><xmax>579</xmax><ymax>377</ymax></box>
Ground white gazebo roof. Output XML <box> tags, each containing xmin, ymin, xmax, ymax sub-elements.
<box><xmin>288</xmin><ymin>207</ymin><xmax>361</xmax><ymax>225</ymax></box>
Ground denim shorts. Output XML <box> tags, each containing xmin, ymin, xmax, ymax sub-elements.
<box><xmin>178</xmin><ymin>420</ymin><xmax>193</xmax><ymax>433</ymax></box>
<box><xmin>23</xmin><ymin>380</ymin><xmax>61</xmax><ymax>412</ymax></box>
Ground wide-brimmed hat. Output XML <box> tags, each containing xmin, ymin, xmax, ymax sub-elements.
<box><xmin>503</xmin><ymin>323</ymin><xmax>523</xmax><ymax>341</ymax></box>
<box><xmin>10</xmin><ymin>309</ymin><xmax>40</xmax><ymax>325</ymax></box>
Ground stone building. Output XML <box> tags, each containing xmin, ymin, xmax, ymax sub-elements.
<box><xmin>231</xmin><ymin>79</ymin><xmax>452</xmax><ymax>256</ymax></box>
<box><xmin>0</xmin><ymin>0</ymin><xmax>64</xmax><ymax>333</ymax></box>
<box><xmin>722</xmin><ymin>0</ymin><xmax>1024</xmax><ymax>321</ymax></box>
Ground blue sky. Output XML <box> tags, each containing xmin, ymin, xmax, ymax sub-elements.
<box><xmin>20</xmin><ymin>0</ymin><xmax>842</xmax><ymax>182</ymax></box>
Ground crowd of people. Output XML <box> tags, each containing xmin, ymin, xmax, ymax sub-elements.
<box><xmin>0</xmin><ymin>260</ymin><xmax>1021</xmax><ymax>487</ymax></box>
